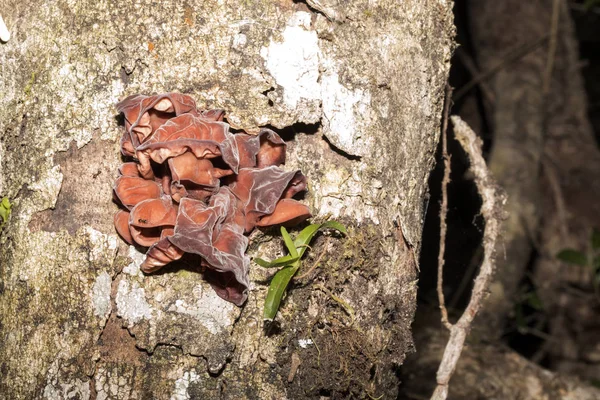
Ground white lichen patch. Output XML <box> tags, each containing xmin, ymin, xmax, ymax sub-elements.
<box><xmin>171</xmin><ymin>370</ymin><xmax>201</xmax><ymax>400</ymax></box>
<box><xmin>168</xmin><ymin>285</ymin><xmax>236</xmax><ymax>335</ymax></box>
<box><xmin>84</xmin><ymin>226</ymin><xmax>118</xmax><ymax>262</ymax></box>
<box><xmin>42</xmin><ymin>378</ymin><xmax>90</xmax><ymax>400</ymax></box>
<box><xmin>260</xmin><ymin>12</ymin><xmax>321</xmax><ymax>111</ymax></box>
<box><xmin>95</xmin><ymin>367</ymin><xmax>140</xmax><ymax>400</ymax></box>
<box><xmin>298</xmin><ymin>338</ymin><xmax>313</xmax><ymax>349</ymax></box>
<box><xmin>92</xmin><ymin>271</ymin><xmax>112</xmax><ymax>319</ymax></box>
<box><xmin>261</xmin><ymin>12</ymin><xmax>374</xmax><ymax>157</ymax></box>
<box><xmin>122</xmin><ymin>246</ymin><xmax>146</xmax><ymax>277</ymax></box>
<box><xmin>42</xmin><ymin>359</ymin><xmax>91</xmax><ymax>400</ymax></box>
<box><xmin>116</xmin><ymin>279</ymin><xmax>153</xmax><ymax>326</ymax></box>
<box><xmin>313</xmin><ymin>165</ymin><xmax>380</xmax><ymax>224</ymax></box>
<box><xmin>24</xmin><ymin>164</ymin><xmax>63</xmax><ymax>217</ymax></box>
<box><xmin>320</xmin><ymin>67</ymin><xmax>374</xmax><ymax>157</ymax></box>
<box><xmin>45</xmin><ymin>64</ymin><xmax>96</xmax><ymax>148</ymax></box>
<box><xmin>231</xmin><ymin>33</ymin><xmax>247</xmax><ymax>50</ymax></box>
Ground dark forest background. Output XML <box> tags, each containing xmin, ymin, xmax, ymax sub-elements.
<box><xmin>401</xmin><ymin>0</ymin><xmax>600</xmax><ymax>398</ymax></box>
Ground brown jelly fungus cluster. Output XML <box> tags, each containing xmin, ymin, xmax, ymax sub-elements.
<box><xmin>113</xmin><ymin>93</ymin><xmax>311</xmax><ymax>305</ymax></box>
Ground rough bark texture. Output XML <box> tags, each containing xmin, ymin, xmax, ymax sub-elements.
<box><xmin>0</xmin><ymin>0</ymin><xmax>453</xmax><ymax>399</ymax></box>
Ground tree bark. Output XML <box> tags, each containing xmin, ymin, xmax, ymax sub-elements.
<box><xmin>0</xmin><ymin>1</ymin><xmax>453</xmax><ymax>398</ymax></box>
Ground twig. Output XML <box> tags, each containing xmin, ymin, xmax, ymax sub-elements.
<box><xmin>541</xmin><ymin>158</ymin><xmax>569</xmax><ymax>241</ymax></box>
<box><xmin>454</xmin><ymin>32</ymin><xmax>551</xmax><ymax>101</ymax></box>
<box><xmin>437</xmin><ymin>84</ymin><xmax>454</xmax><ymax>330</ymax></box>
<box><xmin>455</xmin><ymin>49</ymin><xmax>495</xmax><ymax>105</ymax></box>
<box><xmin>296</xmin><ymin>239</ymin><xmax>329</xmax><ymax>280</ymax></box>
<box><xmin>310</xmin><ymin>332</ymin><xmax>321</xmax><ymax>367</ymax></box>
<box><xmin>431</xmin><ymin>116</ymin><xmax>506</xmax><ymax>400</ymax></box>
<box><xmin>531</xmin><ymin>338</ymin><xmax>552</xmax><ymax>365</ymax></box>
<box><xmin>315</xmin><ymin>284</ymin><xmax>355</xmax><ymax>321</ymax></box>
<box><xmin>543</xmin><ymin>0</ymin><xmax>561</xmax><ymax>94</ymax></box>
<box><xmin>287</xmin><ymin>352</ymin><xmax>301</xmax><ymax>383</ymax></box>
<box><xmin>517</xmin><ymin>326</ymin><xmax>555</xmax><ymax>342</ymax></box>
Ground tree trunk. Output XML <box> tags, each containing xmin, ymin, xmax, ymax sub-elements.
<box><xmin>0</xmin><ymin>1</ymin><xmax>453</xmax><ymax>398</ymax></box>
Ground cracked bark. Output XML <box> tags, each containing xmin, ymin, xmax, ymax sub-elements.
<box><xmin>0</xmin><ymin>0</ymin><xmax>453</xmax><ymax>398</ymax></box>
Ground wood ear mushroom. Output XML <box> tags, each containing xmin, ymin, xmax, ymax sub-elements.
<box><xmin>113</xmin><ymin>93</ymin><xmax>311</xmax><ymax>305</ymax></box>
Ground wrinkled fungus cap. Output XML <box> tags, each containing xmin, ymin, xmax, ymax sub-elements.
<box><xmin>113</xmin><ymin>93</ymin><xmax>312</xmax><ymax>305</ymax></box>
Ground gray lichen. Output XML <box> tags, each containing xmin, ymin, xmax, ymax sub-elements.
<box><xmin>116</xmin><ymin>279</ymin><xmax>154</xmax><ymax>327</ymax></box>
<box><xmin>92</xmin><ymin>271</ymin><xmax>113</xmax><ymax>320</ymax></box>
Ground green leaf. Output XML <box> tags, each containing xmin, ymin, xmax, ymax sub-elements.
<box><xmin>591</xmin><ymin>229</ymin><xmax>600</xmax><ymax>251</ymax></box>
<box><xmin>262</xmin><ymin>220</ymin><xmax>347</xmax><ymax>321</ymax></box>
<box><xmin>0</xmin><ymin>197</ymin><xmax>11</xmax><ymax>225</ymax></box>
<box><xmin>0</xmin><ymin>208</ymin><xmax>8</xmax><ymax>223</ymax></box>
<box><xmin>320</xmin><ymin>220</ymin><xmax>347</xmax><ymax>234</ymax></box>
<box><xmin>254</xmin><ymin>254</ymin><xmax>300</xmax><ymax>268</ymax></box>
<box><xmin>556</xmin><ymin>249</ymin><xmax>588</xmax><ymax>266</ymax></box>
<box><xmin>281</xmin><ymin>226</ymin><xmax>298</xmax><ymax>258</ymax></box>
<box><xmin>294</xmin><ymin>221</ymin><xmax>346</xmax><ymax>257</ymax></box>
<box><xmin>294</xmin><ymin>224</ymin><xmax>321</xmax><ymax>254</ymax></box>
<box><xmin>263</xmin><ymin>263</ymin><xmax>300</xmax><ymax>321</ymax></box>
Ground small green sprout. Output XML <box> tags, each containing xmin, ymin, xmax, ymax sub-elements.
<box><xmin>256</xmin><ymin>221</ymin><xmax>346</xmax><ymax>321</ymax></box>
<box><xmin>0</xmin><ymin>197</ymin><xmax>11</xmax><ymax>228</ymax></box>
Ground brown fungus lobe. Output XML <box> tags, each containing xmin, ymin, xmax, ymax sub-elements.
<box><xmin>113</xmin><ymin>93</ymin><xmax>311</xmax><ymax>305</ymax></box>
